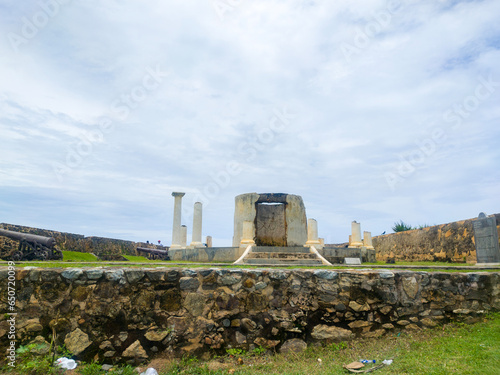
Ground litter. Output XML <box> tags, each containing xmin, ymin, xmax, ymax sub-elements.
<box><xmin>55</xmin><ymin>357</ymin><xmax>77</xmax><ymax>370</ymax></box>
<box><xmin>344</xmin><ymin>360</ymin><xmax>391</xmax><ymax>373</ymax></box>
<box><xmin>345</xmin><ymin>361</ymin><xmax>365</xmax><ymax>370</ymax></box>
<box><xmin>140</xmin><ymin>369</ymin><xmax>159</xmax><ymax>375</ymax></box>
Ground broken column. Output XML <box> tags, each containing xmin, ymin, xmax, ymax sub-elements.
<box><xmin>349</xmin><ymin>221</ymin><xmax>363</xmax><ymax>248</ymax></box>
<box><xmin>206</xmin><ymin>236</ymin><xmax>213</xmax><ymax>248</ymax></box>
<box><xmin>181</xmin><ymin>225</ymin><xmax>187</xmax><ymax>248</ymax></box>
<box><xmin>240</xmin><ymin>220</ymin><xmax>255</xmax><ymax>247</ymax></box>
<box><xmin>363</xmin><ymin>231</ymin><xmax>375</xmax><ymax>250</ymax></box>
<box><xmin>170</xmin><ymin>192</ymin><xmax>185</xmax><ymax>249</ymax></box>
<box><xmin>190</xmin><ymin>202</ymin><xmax>203</xmax><ymax>248</ymax></box>
<box><xmin>305</xmin><ymin>218</ymin><xmax>322</xmax><ymax>248</ymax></box>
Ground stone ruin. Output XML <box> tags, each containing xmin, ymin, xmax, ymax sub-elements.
<box><xmin>232</xmin><ymin>193</ymin><xmax>307</xmax><ymax>247</ymax></box>
<box><xmin>165</xmin><ymin>192</ymin><xmax>376</xmax><ymax>265</ymax></box>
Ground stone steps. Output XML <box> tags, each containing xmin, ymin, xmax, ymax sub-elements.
<box><xmin>243</xmin><ymin>258</ymin><xmax>324</xmax><ymax>266</ymax></box>
<box><xmin>237</xmin><ymin>246</ymin><xmax>326</xmax><ymax>266</ymax></box>
<box><xmin>247</xmin><ymin>252</ymin><xmax>317</xmax><ymax>260</ymax></box>
<box><xmin>252</xmin><ymin>246</ymin><xmax>310</xmax><ymax>254</ymax></box>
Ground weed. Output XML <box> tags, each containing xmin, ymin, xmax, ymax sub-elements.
<box><xmin>392</xmin><ymin>220</ymin><xmax>413</xmax><ymax>232</ymax></box>
<box><xmin>328</xmin><ymin>341</ymin><xmax>347</xmax><ymax>352</ymax></box>
<box><xmin>252</xmin><ymin>346</ymin><xmax>266</xmax><ymax>356</ymax></box>
<box><xmin>226</xmin><ymin>348</ymin><xmax>245</xmax><ymax>357</ymax></box>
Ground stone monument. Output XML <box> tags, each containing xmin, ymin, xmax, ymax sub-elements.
<box><xmin>170</xmin><ymin>192</ymin><xmax>185</xmax><ymax>249</ymax></box>
<box><xmin>473</xmin><ymin>212</ymin><xmax>500</xmax><ymax>264</ymax></box>
<box><xmin>189</xmin><ymin>202</ymin><xmax>204</xmax><ymax>248</ymax></box>
<box><xmin>232</xmin><ymin>193</ymin><xmax>307</xmax><ymax>247</ymax></box>
<box><xmin>349</xmin><ymin>221</ymin><xmax>363</xmax><ymax>248</ymax></box>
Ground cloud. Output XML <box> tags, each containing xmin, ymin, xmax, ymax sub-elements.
<box><xmin>0</xmin><ymin>0</ymin><xmax>499</xmax><ymax>245</ymax></box>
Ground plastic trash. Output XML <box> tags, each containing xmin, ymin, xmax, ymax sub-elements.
<box><xmin>382</xmin><ymin>359</ymin><xmax>393</xmax><ymax>365</ymax></box>
<box><xmin>55</xmin><ymin>357</ymin><xmax>77</xmax><ymax>370</ymax></box>
<box><xmin>140</xmin><ymin>369</ymin><xmax>159</xmax><ymax>375</ymax></box>
<box><xmin>360</xmin><ymin>359</ymin><xmax>376</xmax><ymax>364</ymax></box>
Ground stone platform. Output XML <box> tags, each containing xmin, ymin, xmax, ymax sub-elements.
<box><xmin>234</xmin><ymin>246</ymin><xmax>330</xmax><ymax>266</ymax></box>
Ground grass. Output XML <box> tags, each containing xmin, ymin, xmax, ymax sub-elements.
<box><xmin>0</xmin><ymin>261</ymin><xmax>498</xmax><ymax>272</ymax></box>
<box><xmin>363</xmin><ymin>261</ymin><xmax>475</xmax><ymax>267</ymax></box>
<box><xmin>3</xmin><ymin>316</ymin><xmax>499</xmax><ymax>374</ymax></box>
<box><xmin>62</xmin><ymin>250</ymin><xmax>99</xmax><ymax>262</ymax></box>
<box><xmin>122</xmin><ymin>254</ymin><xmax>152</xmax><ymax>262</ymax></box>
<box><xmin>148</xmin><ymin>313</ymin><xmax>500</xmax><ymax>375</ymax></box>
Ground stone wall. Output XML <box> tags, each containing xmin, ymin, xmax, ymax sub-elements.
<box><xmin>168</xmin><ymin>247</ymin><xmax>243</xmax><ymax>263</ymax></box>
<box><xmin>319</xmin><ymin>247</ymin><xmax>376</xmax><ymax>264</ymax></box>
<box><xmin>372</xmin><ymin>214</ymin><xmax>500</xmax><ymax>263</ymax></box>
<box><xmin>1</xmin><ymin>267</ymin><xmax>498</xmax><ymax>365</ymax></box>
<box><xmin>0</xmin><ymin>223</ymin><xmax>140</xmax><ymax>257</ymax></box>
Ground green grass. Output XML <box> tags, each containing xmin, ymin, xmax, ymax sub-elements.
<box><xmin>151</xmin><ymin>313</ymin><xmax>500</xmax><ymax>375</ymax></box>
<box><xmin>363</xmin><ymin>261</ymin><xmax>475</xmax><ymax>267</ymax></box>
<box><xmin>122</xmin><ymin>254</ymin><xmax>152</xmax><ymax>262</ymax></box>
<box><xmin>62</xmin><ymin>250</ymin><xmax>99</xmax><ymax>262</ymax></box>
<box><xmin>0</xmin><ymin>311</ymin><xmax>499</xmax><ymax>375</ymax></box>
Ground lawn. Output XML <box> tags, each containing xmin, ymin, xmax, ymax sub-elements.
<box><xmin>122</xmin><ymin>254</ymin><xmax>151</xmax><ymax>262</ymax></box>
<box><xmin>61</xmin><ymin>250</ymin><xmax>99</xmax><ymax>262</ymax></box>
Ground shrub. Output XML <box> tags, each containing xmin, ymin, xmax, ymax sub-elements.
<box><xmin>392</xmin><ymin>220</ymin><xmax>413</xmax><ymax>232</ymax></box>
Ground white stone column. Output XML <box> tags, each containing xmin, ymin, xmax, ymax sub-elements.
<box><xmin>190</xmin><ymin>202</ymin><xmax>203</xmax><ymax>248</ymax></box>
<box><xmin>363</xmin><ymin>231</ymin><xmax>375</xmax><ymax>250</ymax></box>
<box><xmin>206</xmin><ymin>236</ymin><xmax>213</xmax><ymax>248</ymax></box>
<box><xmin>305</xmin><ymin>218</ymin><xmax>322</xmax><ymax>248</ymax></box>
<box><xmin>240</xmin><ymin>220</ymin><xmax>255</xmax><ymax>247</ymax></box>
<box><xmin>181</xmin><ymin>225</ymin><xmax>187</xmax><ymax>248</ymax></box>
<box><xmin>349</xmin><ymin>221</ymin><xmax>363</xmax><ymax>248</ymax></box>
<box><xmin>170</xmin><ymin>192</ymin><xmax>185</xmax><ymax>249</ymax></box>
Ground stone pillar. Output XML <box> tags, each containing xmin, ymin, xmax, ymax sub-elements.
<box><xmin>473</xmin><ymin>212</ymin><xmax>500</xmax><ymax>264</ymax></box>
<box><xmin>190</xmin><ymin>202</ymin><xmax>203</xmax><ymax>248</ymax></box>
<box><xmin>170</xmin><ymin>192</ymin><xmax>185</xmax><ymax>249</ymax></box>
<box><xmin>305</xmin><ymin>218</ymin><xmax>322</xmax><ymax>248</ymax></box>
<box><xmin>181</xmin><ymin>225</ymin><xmax>187</xmax><ymax>248</ymax></box>
<box><xmin>240</xmin><ymin>220</ymin><xmax>255</xmax><ymax>247</ymax></box>
<box><xmin>349</xmin><ymin>221</ymin><xmax>363</xmax><ymax>248</ymax></box>
<box><xmin>363</xmin><ymin>231</ymin><xmax>375</xmax><ymax>250</ymax></box>
<box><xmin>206</xmin><ymin>236</ymin><xmax>213</xmax><ymax>248</ymax></box>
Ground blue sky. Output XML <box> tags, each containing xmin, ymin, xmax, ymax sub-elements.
<box><xmin>1</xmin><ymin>0</ymin><xmax>499</xmax><ymax>246</ymax></box>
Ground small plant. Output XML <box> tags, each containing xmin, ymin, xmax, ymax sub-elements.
<box><xmin>327</xmin><ymin>341</ymin><xmax>347</xmax><ymax>352</ymax></box>
<box><xmin>251</xmin><ymin>346</ymin><xmax>266</xmax><ymax>356</ymax></box>
<box><xmin>226</xmin><ymin>347</ymin><xmax>245</xmax><ymax>357</ymax></box>
<box><xmin>392</xmin><ymin>220</ymin><xmax>414</xmax><ymax>232</ymax></box>
<box><xmin>7</xmin><ymin>344</ymin><xmax>62</xmax><ymax>375</ymax></box>
<box><xmin>109</xmin><ymin>364</ymin><xmax>137</xmax><ymax>375</ymax></box>
<box><xmin>417</xmin><ymin>224</ymin><xmax>431</xmax><ymax>229</ymax></box>
<box><xmin>78</xmin><ymin>362</ymin><xmax>103</xmax><ymax>375</ymax></box>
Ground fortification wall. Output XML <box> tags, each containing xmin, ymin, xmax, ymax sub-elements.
<box><xmin>1</xmin><ymin>267</ymin><xmax>498</xmax><ymax>364</ymax></box>
<box><xmin>372</xmin><ymin>214</ymin><xmax>500</xmax><ymax>263</ymax></box>
<box><xmin>0</xmin><ymin>223</ymin><xmax>141</xmax><ymax>257</ymax></box>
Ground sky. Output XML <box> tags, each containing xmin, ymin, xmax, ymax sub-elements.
<box><xmin>0</xmin><ymin>0</ymin><xmax>499</xmax><ymax>246</ymax></box>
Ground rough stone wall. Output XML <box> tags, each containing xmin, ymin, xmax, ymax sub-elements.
<box><xmin>0</xmin><ymin>267</ymin><xmax>498</xmax><ymax>365</ymax></box>
<box><xmin>373</xmin><ymin>214</ymin><xmax>500</xmax><ymax>263</ymax></box>
<box><xmin>0</xmin><ymin>223</ymin><xmax>138</xmax><ymax>257</ymax></box>
<box><xmin>168</xmin><ymin>247</ymin><xmax>243</xmax><ymax>262</ymax></box>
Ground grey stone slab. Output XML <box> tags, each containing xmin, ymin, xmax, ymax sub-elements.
<box><xmin>473</xmin><ymin>213</ymin><xmax>500</xmax><ymax>263</ymax></box>
<box><xmin>344</xmin><ymin>258</ymin><xmax>362</xmax><ymax>265</ymax></box>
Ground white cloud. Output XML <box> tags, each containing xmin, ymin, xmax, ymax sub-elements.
<box><xmin>0</xmin><ymin>0</ymin><xmax>499</xmax><ymax>245</ymax></box>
